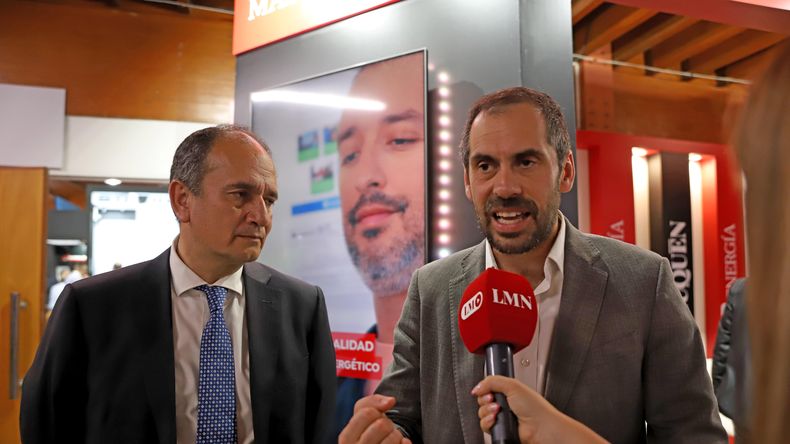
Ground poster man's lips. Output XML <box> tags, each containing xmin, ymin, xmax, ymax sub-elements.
<box><xmin>354</xmin><ymin>205</ymin><xmax>399</xmax><ymax>224</ymax></box>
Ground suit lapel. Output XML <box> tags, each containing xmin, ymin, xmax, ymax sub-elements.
<box><xmin>242</xmin><ymin>263</ymin><xmax>280</xmax><ymax>440</ymax></box>
<box><xmin>448</xmin><ymin>242</ymin><xmax>487</xmax><ymax>443</ymax></box>
<box><xmin>543</xmin><ymin>223</ymin><xmax>608</xmax><ymax>411</ymax></box>
<box><xmin>139</xmin><ymin>249</ymin><xmax>177</xmax><ymax>444</ymax></box>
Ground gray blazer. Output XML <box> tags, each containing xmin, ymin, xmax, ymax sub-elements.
<box><xmin>376</xmin><ymin>221</ymin><xmax>726</xmax><ymax>444</ymax></box>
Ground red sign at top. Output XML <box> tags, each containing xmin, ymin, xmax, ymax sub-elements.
<box><xmin>233</xmin><ymin>0</ymin><xmax>402</xmax><ymax>55</ymax></box>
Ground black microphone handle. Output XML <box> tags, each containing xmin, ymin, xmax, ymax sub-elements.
<box><xmin>485</xmin><ymin>343</ymin><xmax>519</xmax><ymax>444</ymax></box>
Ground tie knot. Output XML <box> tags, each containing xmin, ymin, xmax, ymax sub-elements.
<box><xmin>196</xmin><ymin>285</ymin><xmax>228</xmax><ymax>313</ymax></box>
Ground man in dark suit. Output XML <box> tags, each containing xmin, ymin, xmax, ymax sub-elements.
<box><xmin>21</xmin><ymin>125</ymin><xmax>336</xmax><ymax>444</ymax></box>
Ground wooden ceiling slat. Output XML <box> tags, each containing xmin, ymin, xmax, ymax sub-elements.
<box><xmin>726</xmin><ymin>43</ymin><xmax>785</xmax><ymax>80</ymax></box>
<box><xmin>686</xmin><ymin>30</ymin><xmax>787</xmax><ymax>73</ymax></box>
<box><xmin>572</xmin><ymin>0</ymin><xmax>604</xmax><ymax>26</ymax></box>
<box><xmin>650</xmin><ymin>22</ymin><xmax>745</xmax><ymax>68</ymax></box>
<box><xmin>574</xmin><ymin>4</ymin><xmax>658</xmax><ymax>54</ymax></box>
<box><xmin>49</xmin><ymin>180</ymin><xmax>88</xmax><ymax>209</ymax></box>
<box><xmin>613</xmin><ymin>15</ymin><xmax>698</xmax><ymax>61</ymax></box>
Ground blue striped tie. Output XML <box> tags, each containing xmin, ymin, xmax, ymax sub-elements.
<box><xmin>195</xmin><ymin>285</ymin><xmax>237</xmax><ymax>444</ymax></box>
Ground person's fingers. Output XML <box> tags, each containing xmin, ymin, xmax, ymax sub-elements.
<box><xmin>358</xmin><ymin>416</ymin><xmax>397</xmax><ymax>443</ymax></box>
<box><xmin>401</xmin><ymin>438</ymin><xmax>412</xmax><ymax>444</ymax></box>
<box><xmin>339</xmin><ymin>407</ymin><xmax>385</xmax><ymax>444</ymax></box>
<box><xmin>381</xmin><ymin>428</ymin><xmax>404</xmax><ymax>444</ymax></box>
<box><xmin>479</xmin><ymin>413</ymin><xmax>496</xmax><ymax>434</ymax></box>
<box><xmin>476</xmin><ymin>392</ymin><xmax>494</xmax><ymax>407</ymax></box>
<box><xmin>353</xmin><ymin>394</ymin><xmax>397</xmax><ymax>414</ymax></box>
<box><xmin>472</xmin><ymin>375</ymin><xmax>519</xmax><ymax>397</ymax></box>
<box><xmin>478</xmin><ymin>401</ymin><xmax>499</xmax><ymax>420</ymax></box>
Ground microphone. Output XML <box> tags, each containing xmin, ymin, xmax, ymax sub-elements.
<box><xmin>458</xmin><ymin>268</ymin><xmax>538</xmax><ymax>444</ymax></box>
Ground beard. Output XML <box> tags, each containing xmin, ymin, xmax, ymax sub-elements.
<box><xmin>479</xmin><ymin>185</ymin><xmax>561</xmax><ymax>255</ymax></box>
<box><xmin>344</xmin><ymin>191</ymin><xmax>425</xmax><ymax>296</ymax></box>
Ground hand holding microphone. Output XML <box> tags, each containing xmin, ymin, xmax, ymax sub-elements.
<box><xmin>459</xmin><ymin>268</ymin><xmax>608</xmax><ymax>444</ymax></box>
<box><xmin>458</xmin><ymin>268</ymin><xmax>539</xmax><ymax>444</ymax></box>
<box><xmin>472</xmin><ymin>376</ymin><xmax>609</xmax><ymax>444</ymax></box>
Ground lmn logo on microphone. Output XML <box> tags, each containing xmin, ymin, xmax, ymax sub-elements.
<box><xmin>461</xmin><ymin>288</ymin><xmax>535</xmax><ymax>321</ymax></box>
<box><xmin>492</xmin><ymin>289</ymin><xmax>534</xmax><ymax>310</ymax></box>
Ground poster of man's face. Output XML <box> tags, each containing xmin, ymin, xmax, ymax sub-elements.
<box><xmin>250</xmin><ymin>51</ymin><xmax>426</xmax><ymax>334</ymax></box>
<box><xmin>338</xmin><ymin>53</ymin><xmax>426</xmax><ymax>299</ymax></box>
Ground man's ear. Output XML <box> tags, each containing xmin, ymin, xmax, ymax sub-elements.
<box><xmin>463</xmin><ymin>167</ymin><xmax>473</xmax><ymax>202</ymax></box>
<box><xmin>559</xmin><ymin>151</ymin><xmax>575</xmax><ymax>193</ymax></box>
<box><xmin>169</xmin><ymin>180</ymin><xmax>192</xmax><ymax>223</ymax></box>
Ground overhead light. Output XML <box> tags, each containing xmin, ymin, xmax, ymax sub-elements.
<box><xmin>688</xmin><ymin>153</ymin><xmax>703</xmax><ymax>162</ymax></box>
<box><xmin>46</xmin><ymin>239</ymin><xmax>84</xmax><ymax>246</ymax></box>
<box><xmin>437</xmin><ymin>248</ymin><xmax>451</xmax><ymax>258</ymax></box>
<box><xmin>250</xmin><ymin>90</ymin><xmax>386</xmax><ymax>111</ymax></box>
<box><xmin>104</xmin><ymin>178</ymin><xmax>122</xmax><ymax>186</ymax></box>
<box><xmin>631</xmin><ymin>147</ymin><xmax>649</xmax><ymax>157</ymax></box>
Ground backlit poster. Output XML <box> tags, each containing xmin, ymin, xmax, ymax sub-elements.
<box><xmin>251</xmin><ymin>50</ymin><xmax>427</xmax><ymax>437</ymax></box>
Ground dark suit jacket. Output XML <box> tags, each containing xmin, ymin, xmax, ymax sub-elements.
<box><xmin>377</xmin><ymin>220</ymin><xmax>726</xmax><ymax>444</ymax></box>
<box><xmin>712</xmin><ymin>278</ymin><xmax>751</xmax><ymax>441</ymax></box>
<box><xmin>20</xmin><ymin>249</ymin><xmax>336</xmax><ymax>444</ymax></box>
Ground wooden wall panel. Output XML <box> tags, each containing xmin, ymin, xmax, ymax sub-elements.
<box><xmin>0</xmin><ymin>0</ymin><xmax>234</xmax><ymax>123</ymax></box>
<box><xmin>579</xmin><ymin>63</ymin><xmax>749</xmax><ymax>144</ymax></box>
<box><xmin>0</xmin><ymin>167</ymin><xmax>47</xmax><ymax>443</ymax></box>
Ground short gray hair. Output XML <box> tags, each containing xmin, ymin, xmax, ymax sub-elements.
<box><xmin>169</xmin><ymin>124</ymin><xmax>271</xmax><ymax>195</ymax></box>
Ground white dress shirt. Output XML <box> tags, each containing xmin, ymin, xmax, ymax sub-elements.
<box><xmin>169</xmin><ymin>240</ymin><xmax>254</xmax><ymax>444</ymax></box>
<box><xmin>482</xmin><ymin>216</ymin><xmax>566</xmax><ymax>444</ymax></box>
<box><xmin>484</xmin><ymin>215</ymin><xmax>566</xmax><ymax>394</ymax></box>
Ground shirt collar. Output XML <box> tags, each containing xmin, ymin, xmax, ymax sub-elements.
<box><xmin>484</xmin><ymin>213</ymin><xmax>567</xmax><ymax>290</ymax></box>
<box><xmin>169</xmin><ymin>236</ymin><xmax>244</xmax><ymax>296</ymax></box>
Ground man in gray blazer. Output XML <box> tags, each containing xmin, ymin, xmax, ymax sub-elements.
<box><xmin>340</xmin><ymin>87</ymin><xmax>725</xmax><ymax>444</ymax></box>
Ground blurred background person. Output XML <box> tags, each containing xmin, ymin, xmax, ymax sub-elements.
<box><xmin>46</xmin><ymin>267</ymin><xmax>82</xmax><ymax>310</ymax></box>
<box><xmin>712</xmin><ymin>278</ymin><xmax>750</xmax><ymax>441</ymax></box>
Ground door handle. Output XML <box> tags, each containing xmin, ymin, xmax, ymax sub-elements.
<box><xmin>9</xmin><ymin>292</ymin><xmax>27</xmax><ymax>400</ymax></box>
